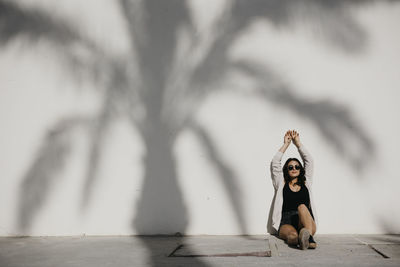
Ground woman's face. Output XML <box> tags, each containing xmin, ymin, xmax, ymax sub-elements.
<box><xmin>287</xmin><ymin>160</ymin><xmax>300</xmax><ymax>179</ymax></box>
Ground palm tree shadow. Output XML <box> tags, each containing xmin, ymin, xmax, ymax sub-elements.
<box><xmin>2</xmin><ymin>0</ymin><xmax>399</xmax><ymax>265</ymax></box>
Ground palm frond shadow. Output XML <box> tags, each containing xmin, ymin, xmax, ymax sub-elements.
<box><xmin>0</xmin><ymin>1</ymin><xmax>76</xmax><ymax>45</ymax></box>
<box><xmin>189</xmin><ymin>121</ymin><xmax>247</xmax><ymax>234</ymax></box>
<box><xmin>17</xmin><ymin>117</ymin><xmax>89</xmax><ymax>232</ymax></box>
<box><xmin>234</xmin><ymin>61</ymin><xmax>375</xmax><ymax>173</ymax></box>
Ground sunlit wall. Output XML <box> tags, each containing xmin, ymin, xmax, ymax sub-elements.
<box><xmin>1</xmin><ymin>0</ymin><xmax>400</xmax><ymax>236</ymax></box>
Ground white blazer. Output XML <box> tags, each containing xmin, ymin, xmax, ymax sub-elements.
<box><xmin>269</xmin><ymin>145</ymin><xmax>318</xmax><ymax>234</ymax></box>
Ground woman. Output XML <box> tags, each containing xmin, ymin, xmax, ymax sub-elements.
<box><xmin>270</xmin><ymin>130</ymin><xmax>318</xmax><ymax>249</ymax></box>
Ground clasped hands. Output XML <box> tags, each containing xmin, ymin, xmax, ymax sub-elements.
<box><xmin>284</xmin><ymin>130</ymin><xmax>301</xmax><ymax>148</ymax></box>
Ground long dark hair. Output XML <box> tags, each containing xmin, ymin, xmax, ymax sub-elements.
<box><xmin>283</xmin><ymin>158</ymin><xmax>306</xmax><ymax>186</ymax></box>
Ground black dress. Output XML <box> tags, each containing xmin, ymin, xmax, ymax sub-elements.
<box><xmin>279</xmin><ymin>182</ymin><xmax>314</xmax><ymax>230</ymax></box>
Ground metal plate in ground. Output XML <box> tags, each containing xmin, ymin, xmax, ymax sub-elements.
<box><xmin>169</xmin><ymin>236</ymin><xmax>271</xmax><ymax>257</ymax></box>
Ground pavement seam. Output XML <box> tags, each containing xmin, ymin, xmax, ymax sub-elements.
<box><xmin>352</xmin><ymin>235</ymin><xmax>390</xmax><ymax>259</ymax></box>
<box><xmin>367</xmin><ymin>244</ymin><xmax>390</xmax><ymax>258</ymax></box>
<box><xmin>167</xmin><ymin>244</ymin><xmax>183</xmax><ymax>257</ymax></box>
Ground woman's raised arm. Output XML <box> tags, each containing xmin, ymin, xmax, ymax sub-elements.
<box><xmin>270</xmin><ymin>130</ymin><xmax>292</xmax><ymax>190</ymax></box>
<box><xmin>291</xmin><ymin>130</ymin><xmax>314</xmax><ymax>185</ymax></box>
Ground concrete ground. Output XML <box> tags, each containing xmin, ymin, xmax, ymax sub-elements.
<box><xmin>1</xmin><ymin>234</ymin><xmax>400</xmax><ymax>267</ymax></box>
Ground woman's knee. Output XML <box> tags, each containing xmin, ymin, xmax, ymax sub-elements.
<box><xmin>279</xmin><ymin>225</ymin><xmax>298</xmax><ymax>239</ymax></box>
<box><xmin>297</xmin><ymin>204</ymin><xmax>308</xmax><ymax>213</ymax></box>
<box><xmin>287</xmin><ymin>231</ymin><xmax>298</xmax><ymax>240</ymax></box>
<box><xmin>286</xmin><ymin>231</ymin><xmax>298</xmax><ymax>245</ymax></box>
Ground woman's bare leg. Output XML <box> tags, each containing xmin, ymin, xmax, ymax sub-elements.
<box><xmin>297</xmin><ymin>204</ymin><xmax>316</xmax><ymax>235</ymax></box>
<box><xmin>278</xmin><ymin>224</ymin><xmax>298</xmax><ymax>246</ymax></box>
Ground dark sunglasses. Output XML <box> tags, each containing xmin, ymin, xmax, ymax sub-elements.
<box><xmin>288</xmin><ymin>165</ymin><xmax>300</xmax><ymax>171</ymax></box>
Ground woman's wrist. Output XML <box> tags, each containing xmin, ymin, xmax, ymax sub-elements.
<box><xmin>279</xmin><ymin>142</ymin><xmax>290</xmax><ymax>153</ymax></box>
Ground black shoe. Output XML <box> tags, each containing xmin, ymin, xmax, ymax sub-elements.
<box><xmin>308</xmin><ymin>235</ymin><xmax>317</xmax><ymax>249</ymax></box>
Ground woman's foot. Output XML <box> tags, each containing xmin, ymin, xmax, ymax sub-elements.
<box><xmin>298</xmin><ymin>228</ymin><xmax>310</xmax><ymax>250</ymax></box>
<box><xmin>308</xmin><ymin>235</ymin><xmax>317</xmax><ymax>249</ymax></box>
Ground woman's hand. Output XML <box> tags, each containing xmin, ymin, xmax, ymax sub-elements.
<box><xmin>279</xmin><ymin>130</ymin><xmax>292</xmax><ymax>153</ymax></box>
<box><xmin>284</xmin><ymin>130</ymin><xmax>292</xmax><ymax>145</ymax></box>
<box><xmin>291</xmin><ymin>130</ymin><xmax>302</xmax><ymax>148</ymax></box>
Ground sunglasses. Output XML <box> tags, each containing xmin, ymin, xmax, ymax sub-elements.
<box><xmin>288</xmin><ymin>165</ymin><xmax>300</xmax><ymax>171</ymax></box>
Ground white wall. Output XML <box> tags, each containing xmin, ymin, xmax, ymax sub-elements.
<box><xmin>1</xmin><ymin>0</ymin><xmax>400</xmax><ymax>236</ymax></box>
